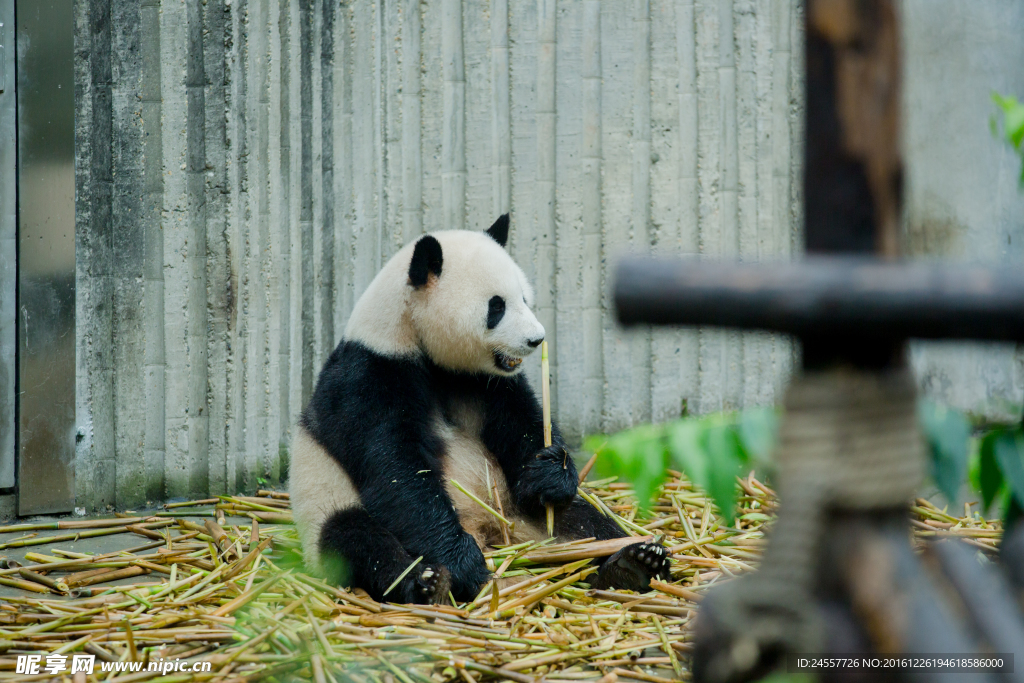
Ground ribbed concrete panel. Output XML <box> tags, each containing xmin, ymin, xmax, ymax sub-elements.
<box><xmin>72</xmin><ymin>0</ymin><xmax>804</xmax><ymax>509</ymax></box>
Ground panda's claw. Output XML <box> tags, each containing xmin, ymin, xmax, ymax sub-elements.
<box><xmin>590</xmin><ymin>541</ymin><xmax>672</xmax><ymax>592</ymax></box>
<box><xmin>397</xmin><ymin>563</ymin><xmax>451</xmax><ymax>605</ymax></box>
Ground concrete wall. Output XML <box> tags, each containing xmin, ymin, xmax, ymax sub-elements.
<box><xmin>0</xmin><ymin>5</ymin><xmax>15</xmax><ymax>491</ymax></box>
<box><xmin>72</xmin><ymin>0</ymin><xmax>804</xmax><ymax>510</ymax></box>
<box><xmin>902</xmin><ymin>0</ymin><xmax>1024</xmax><ymax>421</ymax></box>
<box><xmin>67</xmin><ymin>0</ymin><xmax>1024</xmax><ymax>511</ymax></box>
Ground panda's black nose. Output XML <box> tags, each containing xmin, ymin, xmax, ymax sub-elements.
<box><xmin>527</xmin><ymin>337</ymin><xmax>544</xmax><ymax>348</ymax></box>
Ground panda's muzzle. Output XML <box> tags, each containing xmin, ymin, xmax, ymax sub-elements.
<box><xmin>494</xmin><ymin>351</ymin><xmax>523</xmax><ymax>372</ymax></box>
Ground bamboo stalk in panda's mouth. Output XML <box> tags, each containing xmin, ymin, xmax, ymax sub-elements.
<box><xmin>541</xmin><ymin>341</ymin><xmax>554</xmax><ymax>538</ymax></box>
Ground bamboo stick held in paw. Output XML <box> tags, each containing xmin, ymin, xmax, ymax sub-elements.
<box><xmin>542</xmin><ymin>341</ymin><xmax>555</xmax><ymax>537</ymax></box>
<box><xmin>541</xmin><ymin>341</ymin><xmax>552</xmax><ymax>449</ymax></box>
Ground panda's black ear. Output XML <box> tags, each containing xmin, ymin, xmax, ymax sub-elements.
<box><xmin>409</xmin><ymin>235</ymin><xmax>443</xmax><ymax>288</ymax></box>
<box><xmin>485</xmin><ymin>214</ymin><xmax>510</xmax><ymax>247</ymax></box>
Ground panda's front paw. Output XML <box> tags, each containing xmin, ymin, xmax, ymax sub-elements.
<box><xmin>590</xmin><ymin>541</ymin><xmax>671</xmax><ymax>592</ymax></box>
<box><xmin>515</xmin><ymin>445</ymin><xmax>578</xmax><ymax>513</ymax></box>
<box><xmin>395</xmin><ymin>563</ymin><xmax>451</xmax><ymax>605</ymax></box>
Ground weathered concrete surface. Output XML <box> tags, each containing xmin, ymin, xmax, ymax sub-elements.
<box><xmin>66</xmin><ymin>0</ymin><xmax>1024</xmax><ymax>511</ymax></box>
<box><xmin>0</xmin><ymin>4</ymin><xmax>16</xmax><ymax>490</ymax></box>
<box><xmin>70</xmin><ymin>0</ymin><xmax>806</xmax><ymax>510</ymax></box>
<box><xmin>903</xmin><ymin>0</ymin><xmax>1024</xmax><ymax>420</ymax></box>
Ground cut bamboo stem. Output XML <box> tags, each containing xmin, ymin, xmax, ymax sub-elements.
<box><xmin>0</xmin><ymin>516</ymin><xmax>160</xmax><ymax>533</ymax></box>
<box><xmin>205</xmin><ymin>519</ymin><xmax>237</xmax><ymax>559</ymax></box>
<box><xmin>0</xmin><ymin>575</ymin><xmax>53</xmax><ymax>593</ymax></box>
<box><xmin>0</xmin><ymin>520</ymin><xmax>173</xmax><ymax>551</ymax></box>
<box><xmin>450</xmin><ymin>479</ymin><xmax>512</xmax><ymax>527</ymax></box>
<box><xmin>72</xmin><ymin>566</ymin><xmax>150</xmax><ymax>587</ymax></box>
<box><xmin>578</xmin><ymin>450</ymin><xmax>600</xmax><ymax>483</ymax></box>
<box><xmin>210</xmin><ymin>571</ymin><xmax>289</xmax><ymax>617</ymax></box>
<box><xmin>164</xmin><ymin>498</ymin><xmax>219</xmax><ymax>509</ymax></box>
<box><xmin>541</xmin><ymin>341</ymin><xmax>552</xmax><ymax>448</ymax></box>
<box><xmin>541</xmin><ymin>340</ymin><xmax>555</xmax><ymax>538</ymax></box>
<box><xmin>649</xmin><ymin>579</ymin><xmax>701</xmax><ymax>602</ymax></box>
<box><xmin>383</xmin><ymin>556</ymin><xmax>424</xmax><ymax>598</ymax></box>
<box><xmin>523</xmin><ymin>535</ymin><xmax>655</xmax><ymax>563</ymax></box>
<box><xmin>495</xmin><ymin>567</ymin><xmax>596</xmax><ymax>616</ymax></box>
<box><xmin>19</xmin><ymin>568</ymin><xmax>69</xmax><ymax>593</ymax></box>
<box><xmin>490</xmin><ymin>478</ymin><xmax>511</xmax><ymax>545</ymax></box>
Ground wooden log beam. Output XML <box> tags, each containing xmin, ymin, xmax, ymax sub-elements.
<box><xmin>805</xmin><ymin>0</ymin><xmax>902</xmax><ymax>257</ymax></box>
<box><xmin>615</xmin><ymin>257</ymin><xmax>1024</xmax><ymax>343</ymax></box>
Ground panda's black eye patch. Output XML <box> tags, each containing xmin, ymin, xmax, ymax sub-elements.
<box><xmin>487</xmin><ymin>296</ymin><xmax>506</xmax><ymax>330</ymax></box>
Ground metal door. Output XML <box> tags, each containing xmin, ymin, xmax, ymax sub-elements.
<box><xmin>15</xmin><ymin>0</ymin><xmax>76</xmax><ymax>515</ymax></box>
<box><xmin>0</xmin><ymin>0</ymin><xmax>13</xmax><ymax>499</ymax></box>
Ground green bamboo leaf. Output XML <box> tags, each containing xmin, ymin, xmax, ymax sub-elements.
<box><xmin>993</xmin><ymin>428</ymin><xmax>1024</xmax><ymax>509</ymax></box>
<box><xmin>705</xmin><ymin>425</ymin><xmax>742</xmax><ymax>525</ymax></box>
<box><xmin>967</xmin><ymin>435</ymin><xmax>983</xmax><ymax>493</ymax></box>
<box><xmin>993</xmin><ymin>92</ymin><xmax>1024</xmax><ymax>146</ymax></box>
<box><xmin>979</xmin><ymin>431</ymin><xmax>1005</xmax><ymax>514</ymax></box>
<box><xmin>591</xmin><ymin>425</ymin><xmax>667</xmax><ymax>512</ymax></box>
<box><xmin>593</xmin><ymin>430</ymin><xmax>643</xmax><ymax>481</ymax></box>
<box><xmin>1009</xmin><ymin>109</ymin><xmax>1024</xmax><ymax>149</ymax></box>
<box><xmin>740</xmin><ymin>512</ymin><xmax>771</xmax><ymax>522</ymax></box>
<box><xmin>992</xmin><ymin>91</ymin><xmax>1024</xmax><ymax>184</ymax></box>
<box><xmin>917</xmin><ymin>401</ymin><xmax>970</xmax><ymax>505</ymax></box>
<box><xmin>666</xmin><ymin>420</ymin><xmax>709</xmax><ymax>490</ymax></box>
<box><xmin>631</xmin><ymin>435</ymin><xmax>669</xmax><ymax>512</ymax></box>
<box><xmin>737</xmin><ymin>407</ymin><xmax>779</xmax><ymax>464</ymax></box>
<box><xmin>993</xmin><ymin>92</ymin><xmax>1013</xmax><ymax>110</ymax></box>
<box><xmin>583</xmin><ymin>434</ymin><xmax>610</xmax><ymax>460</ymax></box>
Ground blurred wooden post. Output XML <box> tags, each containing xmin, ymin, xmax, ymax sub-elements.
<box><xmin>615</xmin><ymin>1</ymin><xmax>1024</xmax><ymax>680</ymax></box>
<box><xmin>802</xmin><ymin>0</ymin><xmax>904</xmax><ymax>368</ymax></box>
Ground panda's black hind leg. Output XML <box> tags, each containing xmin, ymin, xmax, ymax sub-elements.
<box><xmin>590</xmin><ymin>542</ymin><xmax>671</xmax><ymax>591</ymax></box>
<box><xmin>318</xmin><ymin>508</ymin><xmax>451</xmax><ymax>604</ymax></box>
<box><xmin>553</xmin><ymin>497</ymin><xmax>671</xmax><ymax>592</ymax></box>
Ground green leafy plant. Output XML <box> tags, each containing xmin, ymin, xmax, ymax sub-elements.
<box><xmin>918</xmin><ymin>401</ymin><xmax>971</xmax><ymax>504</ymax></box>
<box><xmin>978</xmin><ymin>426</ymin><xmax>1024</xmax><ymax>523</ymax></box>
<box><xmin>991</xmin><ymin>92</ymin><xmax>1024</xmax><ymax>184</ymax></box>
<box><xmin>583</xmin><ymin>408</ymin><xmax>778</xmax><ymax>525</ymax></box>
<box><xmin>919</xmin><ymin>400</ymin><xmax>1024</xmax><ymax>522</ymax></box>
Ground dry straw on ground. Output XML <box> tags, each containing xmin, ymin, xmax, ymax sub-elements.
<box><xmin>0</xmin><ymin>477</ymin><xmax>1001</xmax><ymax>682</ymax></box>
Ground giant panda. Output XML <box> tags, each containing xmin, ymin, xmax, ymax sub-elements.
<box><xmin>289</xmin><ymin>215</ymin><xmax>670</xmax><ymax>604</ymax></box>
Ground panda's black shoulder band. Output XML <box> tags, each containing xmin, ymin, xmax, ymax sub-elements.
<box><xmin>409</xmin><ymin>235</ymin><xmax>443</xmax><ymax>287</ymax></box>
<box><xmin>486</xmin><ymin>214</ymin><xmax>510</xmax><ymax>247</ymax></box>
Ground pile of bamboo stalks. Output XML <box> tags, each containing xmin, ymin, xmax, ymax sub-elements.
<box><xmin>0</xmin><ymin>476</ymin><xmax>1000</xmax><ymax>682</ymax></box>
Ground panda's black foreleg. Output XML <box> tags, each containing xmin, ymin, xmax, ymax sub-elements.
<box><xmin>481</xmin><ymin>374</ymin><xmax>578</xmax><ymax>515</ymax></box>
<box><xmin>318</xmin><ymin>507</ymin><xmax>451</xmax><ymax>605</ymax></box>
<box><xmin>480</xmin><ymin>374</ymin><xmax>670</xmax><ymax>591</ymax></box>
<box><xmin>553</xmin><ymin>496</ymin><xmax>672</xmax><ymax>592</ymax></box>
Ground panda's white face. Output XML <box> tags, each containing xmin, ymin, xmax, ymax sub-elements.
<box><xmin>409</xmin><ymin>229</ymin><xmax>546</xmax><ymax>376</ymax></box>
